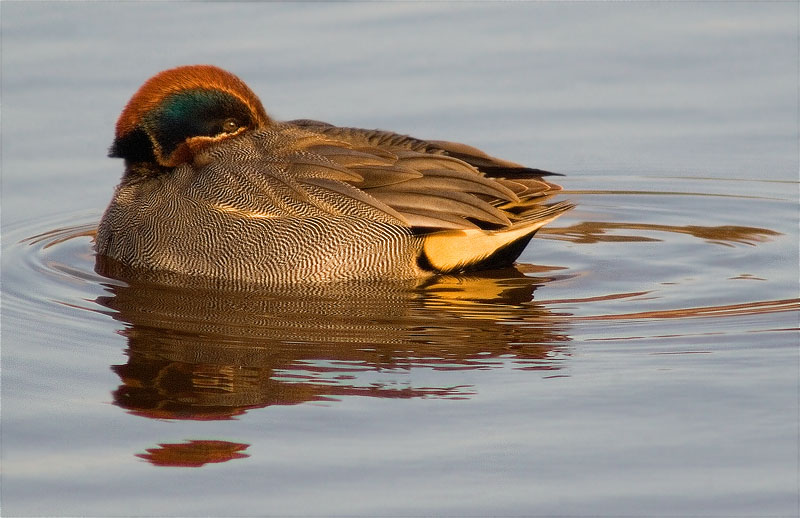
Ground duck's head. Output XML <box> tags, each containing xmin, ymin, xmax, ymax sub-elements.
<box><xmin>110</xmin><ymin>65</ymin><xmax>271</xmax><ymax>168</ymax></box>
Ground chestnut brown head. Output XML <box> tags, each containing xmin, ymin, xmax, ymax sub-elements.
<box><xmin>109</xmin><ymin>65</ymin><xmax>271</xmax><ymax>167</ymax></box>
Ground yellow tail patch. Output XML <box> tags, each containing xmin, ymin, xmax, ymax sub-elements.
<box><xmin>421</xmin><ymin>202</ymin><xmax>572</xmax><ymax>272</ymax></box>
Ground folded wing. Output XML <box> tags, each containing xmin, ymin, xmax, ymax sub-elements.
<box><xmin>281</xmin><ymin>122</ymin><xmax>567</xmax><ymax>233</ymax></box>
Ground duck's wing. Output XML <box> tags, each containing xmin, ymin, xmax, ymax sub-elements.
<box><xmin>423</xmin><ymin>139</ymin><xmax>562</xmax><ymax>177</ymax></box>
<box><xmin>283</xmin><ymin>122</ymin><xmax>566</xmax><ymax>232</ymax></box>
<box><xmin>288</xmin><ymin>120</ymin><xmax>561</xmax><ymax>176</ymax></box>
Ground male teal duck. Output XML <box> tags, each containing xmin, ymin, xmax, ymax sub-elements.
<box><xmin>97</xmin><ymin>65</ymin><xmax>573</xmax><ymax>284</ymax></box>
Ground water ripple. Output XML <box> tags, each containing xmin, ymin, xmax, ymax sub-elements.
<box><xmin>3</xmin><ymin>178</ymin><xmax>796</xmax><ymax>421</ymax></box>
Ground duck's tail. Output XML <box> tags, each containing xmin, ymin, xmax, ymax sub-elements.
<box><xmin>418</xmin><ymin>201</ymin><xmax>573</xmax><ymax>273</ymax></box>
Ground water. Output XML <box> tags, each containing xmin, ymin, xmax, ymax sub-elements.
<box><xmin>2</xmin><ymin>3</ymin><xmax>798</xmax><ymax>516</ymax></box>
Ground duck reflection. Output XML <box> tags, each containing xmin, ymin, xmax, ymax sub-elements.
<box><xmin>136</xmin><ymin>440</ymin><xmax>249</xmax><ymax>467</ymax></box>
<box><xmin>95</xmin><ymin>258</ymin><xmax>570</xmax><ymax>420</ymax></box>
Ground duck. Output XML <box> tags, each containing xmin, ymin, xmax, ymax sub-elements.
<box><xmin>97</xmin><ymin>65</ymin><xmax>573</xmax><ymax>284</ymax></box>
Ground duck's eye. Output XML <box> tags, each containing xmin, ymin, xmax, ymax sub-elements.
<box><xmin>221</xmin><ymin>118</ymin><xmax>241</xmax><ymax>133</ymax></box>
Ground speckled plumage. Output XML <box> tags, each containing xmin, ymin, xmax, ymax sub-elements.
<box><xmin>97</xmin><ymin>65</ymin><xmax>572</xmax><ymax>284</ymax></box>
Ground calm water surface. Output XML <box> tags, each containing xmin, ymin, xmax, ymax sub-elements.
<box><xmin>2</xmin><ymin>3</ymin><xmax>798</xmax><ymax>516</ymax></box>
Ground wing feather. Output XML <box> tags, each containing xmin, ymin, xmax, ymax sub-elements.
<box><xmin>349</xmin><ymin>165</ymin><xmax>423</xmax><ymax>188</ymax></box>
<box><xmin>400</xmin><ymin>210</ymin><xmax>482</xmax><ymax>230</ymax></box>
<box><xmin>300</xmin><ymin>176</ymin><xmax>408</xmax><ymax>224</ymax></box>
<box><xmin>368</xmin><ymin>190</ymin><xmax>511</xmax><ymax>227</ymax></box>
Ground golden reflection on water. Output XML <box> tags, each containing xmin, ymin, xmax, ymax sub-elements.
<box><xmin>136</xmin><ymin>440</ymin><xmax>249</xmax><ymax>467</ymax></box>
<box><xmin>570</xmin><ymin>298</ymin><xmax>800</xmax><ymax>321</ymax></box>
<box><xmin>541</xmin><ymin>221</ymin><xmax>781</xmax><ymax>246</ymax></box>
<box><xmin>94</xmin><ymin>259</ymin><xmax>570</xmax><ymax>420</ymax></box>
